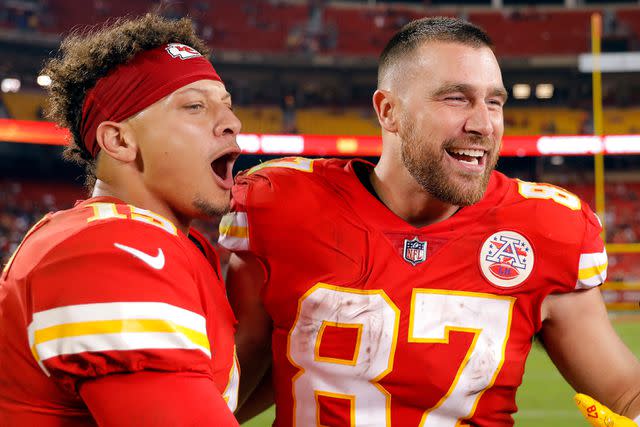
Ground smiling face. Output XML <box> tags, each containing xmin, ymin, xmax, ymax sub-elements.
<box><xmin>392</xmin><ymin>41</ymin><xmax>506</xmax><ymax>206</ymax></box>
<box><xmin>126</xmin><ymin>79</ymin><xmax>241</xmax><ymax>222</ymax></box>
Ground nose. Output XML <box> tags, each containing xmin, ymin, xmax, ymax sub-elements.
<box><xmin>464</xmin><ymin>102</ymin><xmax>494</xmax><ymax>137</ymax></box>
<box><xmin>214</xmin><ymin>105</ymin><xmax>242</xmax><ymax>137</ymax></box>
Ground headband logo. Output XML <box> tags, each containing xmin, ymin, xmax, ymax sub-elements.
<box><xmin>165</xmin><ymin>43</ymin><xmax>202</xmax><ymax>60</ymax></box>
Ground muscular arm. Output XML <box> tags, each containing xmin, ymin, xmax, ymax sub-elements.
<box><xmin>80</xmin><ymin>371</ymin><xmax>239</xmax><ymax>426</ymax></box>
<box><xmin>540</xmin><ymin>287</ymin><xmax>640</xmax><ymax>419</ymax></box>
<box><xmin>226</xmin><ymin>252</ymin><xmax>274</xmax><ymax>420</ymax></box>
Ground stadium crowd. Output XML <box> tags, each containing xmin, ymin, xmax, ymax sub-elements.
<box><xmin>1</xmin><ymin>177</ymin><xmax>639</xmax><ymax>282</ymax></box>
<box><xmin>0</xmin><ymin>179</ymin><xmax>226</xmax><ymax>270</ymax></box>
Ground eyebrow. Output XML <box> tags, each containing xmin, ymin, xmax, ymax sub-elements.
<box><xmin>175</xmin><ymin>87</ymin><xmax>232</xmax><ymax>101</ymax></box>
<box><xmin>433</xmin><ymin>83</ymin><xmax>508</xmax><ymax>102</ymax></box>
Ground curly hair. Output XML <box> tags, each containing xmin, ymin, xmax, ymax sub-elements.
<box><xmin>42</xmin><ymin>14</ymin><xmax>210</xmax><ymax>188</ymax></box>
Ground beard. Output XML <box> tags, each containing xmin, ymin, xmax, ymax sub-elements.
<box><xmin>193</xmin><ymin>195</ymin><xmax>230</xmax><ymax>218</ymax></box>
<box><xmin>399</xmin><ymin>118</ymin><xmax>499</xmax><ymax>206</ymax></box>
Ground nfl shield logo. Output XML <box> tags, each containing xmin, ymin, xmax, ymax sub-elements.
<box><xmin>403</xmin><ymin>237</ymin><xmax>427</xmax><ymax>266</ymax></box>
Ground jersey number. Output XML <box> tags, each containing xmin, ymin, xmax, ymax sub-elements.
<box><xmin>87</xmin><ymin>202</ymin><xmax>177</xmax><ymax>235</ymax></box>
<box><xmin>517</xmin><ymin>181</ymin><xmax>581</xmax><ymax>210</ymax></box>
<box><xmin>287</xmin><ymin>284</ymin><xmax>515</xmax><ymax>427</ymax></box>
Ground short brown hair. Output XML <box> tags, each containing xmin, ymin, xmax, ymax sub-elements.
<box><xmin>43</xmin><ymin>14</ymin><xmax>210</xmax><ymax>188</ymax></box>
<box><xmin>378</xmin><ymin>17</ymin><xmax>493</xmax><ymax>88</ymax></box>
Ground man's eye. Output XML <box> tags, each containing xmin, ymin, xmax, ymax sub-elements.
<box><xmin>185</xmin><ymin>103</ymin><xmax>204</xmax><ymax>110</ymax></box>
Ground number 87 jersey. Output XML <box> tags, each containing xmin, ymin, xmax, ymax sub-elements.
<box><xmin>219</xmin><ymin>157</ymin><xmax>607</xmax><ymax>427</ymax></box>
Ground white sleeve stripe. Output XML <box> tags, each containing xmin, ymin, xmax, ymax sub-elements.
<box><xmin>35</xmin><ymin>332</ymin><xmax>211</xmax><ymax>364</ymax></box>
<box><xmin>223</xmin><ymin>349</ymin><xmax>240</xmax><ymax>412</ymax></box>
<box><xmin>218</xmin><ymin>212</ymin><xmax>250</xmax><ymax>251</ymax></box>
<box><xmin>218</xmin><ymin>234</ymin><xmax>249</xmax><ymax>251</ymax></box>
<box><xmin>576</xmin><ymin>250</ymin><xmax>607</xmax><ymax>289</ymax></box>
<box><xmin>27</xmin><ymin>302</ymin><xmax>208</xmax><ymax>364</ymax></box>
<box><xmin>29</xmin><ymin>302</ymin><xmax>206</xmax><ymax>334</ymax></box>
<box><xmin>578</xmin><ymin>250</ymin><xmax>607</xmax><ymax>270</ymax></box>
<box><xmin>220</xmin><ymin>212</ymin><xmax>248</xmax><ymax>229</ymax></box>
<box><xmin>576</xmin><ymin>270</ymin><xmax>607</xmax><ymax>289</ymax></box>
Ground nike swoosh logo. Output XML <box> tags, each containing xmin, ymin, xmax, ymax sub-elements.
<box><xmin>114</xmin><ymin>243</ymin><xmax>165</xmax><ymax>270</ymax></box>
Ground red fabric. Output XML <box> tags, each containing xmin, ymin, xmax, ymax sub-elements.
<box><xmin>0</xmin><ymin>197</ymin><xmax>238</xmax><ymax>425</ymax></box>
<box><xmin>80</xmin><ymin>43</ymin><xmax>221</xmax><ymax>157</ymax></box>
<box><xmin>79</xmin><ymin>371</ymin><xmax>239</xmax><ymax>427</ymax></box>
<box><xmin>227</xmin><ymin>158</ymin><xmax>605</xmax><ymax>427</ymax></box>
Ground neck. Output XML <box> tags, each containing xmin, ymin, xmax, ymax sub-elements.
<box><xmin>92</xmin><ymin>178</ymin><xmax>190</xmax><ymax>235</ymax></box>
<box><xmin>371</xmin><ymin>158</ymin><xmax>460</xmax><ymax>228</ymax></box>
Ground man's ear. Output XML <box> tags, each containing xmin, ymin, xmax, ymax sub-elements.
<box><xmin>373</xmin><ymin>89</ymin><xmax>399</xmax><ymax>133</ymax></box>
<box><xmin>95</xmin><ymin>121</ymin><xmax>137</xmax><ymax>163</ymax></box>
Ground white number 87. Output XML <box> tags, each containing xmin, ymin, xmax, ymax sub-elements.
<box><xmin>287</xmin><ymin>284</ymin><xmax>515</xmax><ymax>427</ymax></box>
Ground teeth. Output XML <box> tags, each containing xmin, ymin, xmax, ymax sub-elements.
<box><xmin>449</xmin><ymin>148</ymin><xmax>484</xmax><ymax>158</ymax></box>
<box><xmin>458</xmin><ymin>157</ymin><xmax>479</xmax><ymax>166</ymax></box>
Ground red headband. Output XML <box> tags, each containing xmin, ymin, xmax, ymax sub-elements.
<box><xmin>80</xmin><ymin>43</ymin><xmax>222</xmax><ymax>157</ymax></box>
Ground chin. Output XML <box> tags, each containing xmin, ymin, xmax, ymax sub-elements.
<box><xmin>457</xmin><ymin>185</ymin><xmax>488</xmax><ymax>206</ymax></box>
<box><xmin>434</xmin><ymin>179</ymin><xmax>488</xmax><ymax>206</ymax></box>
<box><xmin>193</xmin><ymin>198</ymin><xmax>230</xmax><ymax>218</ymax></box>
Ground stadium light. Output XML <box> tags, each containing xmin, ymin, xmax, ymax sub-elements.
<box><xmin>578</xmin><ymin>52</ymin><xmax>640</xmax><ymax>73</ymax></box>
<box><xmin>535</xmin><ymin>83</ymin><xmax>554</xmax><ymax>99</ymax></box>
<box><xmin>1</xmin><ymin>78</ymin><xmax>20</xmax><ymax>93</ymax></box>
<box><xmin>512</xmin><ymin>84</ymin><xmax>531</xmax><ymax>100</ymax></box>
<box><xmin>550</xmin><ymin>155</ymin><xmax>564</xmax><ymax>166</ymax></box>
<box><xmin>37</xmin><ymin>75</ymin><xmax>52</xmax><ymax>87</ymax></box>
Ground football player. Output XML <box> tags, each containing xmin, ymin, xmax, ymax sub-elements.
<box><xmin>0</xmin><ymin>14</ymin><xmax>242</xmax><ymax>427</ymax></box>
<box><xmin>220</xmin><ymin>17</ymin><xmax>640</xmax><ymax>426</ymax></box>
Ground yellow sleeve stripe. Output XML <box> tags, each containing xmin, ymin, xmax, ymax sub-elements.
<box><xmin>223</xmin><ymin>346</ymin><xmax>240</xmax><ymax>412</ymax></box>
<box><xmin>27</xmin><ymin>302</ymin><xmax>211</xmax><ymax>375</ymax></box>
<box><xmin>34</xmin><ymin>319</ymin><xmax>210</xmax><ymax>353</ymax></box>
<box><xmin>578</xmin><ymin>262</ymin><xmax>608</xmax><ymax>281</ymax></box>
<box><xmin>219</xmin><ymin>224</ymin><xmax>248</xmax><ymax>239</ymax></box>
<box><xmin>218</xmin><ymin>213</ymin><xmax>249</xmax><ymax>251</ymax></box>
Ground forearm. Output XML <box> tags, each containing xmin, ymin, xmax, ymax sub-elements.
<box><xmin>235</xmin><ymin>332</ymin><xmax>272</xmax><ymax>408</ymax></box>
<box><xmin>226</xmin><ymin>251</ymin><xmax>273</xmax><ymax>409</ymax></box>
<box><xmin>235</xmin><ymin>367</ymin><xmax>274</xmax><ymax>424</ymax></box>
<box><xmin>616</xmin><ymin>387</ymin><xmax>640</xmax><ymax>421</ymax></box>
<box><xmin>541</xmin><ymin>289</ymin><xmax>640</xmax><ymax>418</ymax></box>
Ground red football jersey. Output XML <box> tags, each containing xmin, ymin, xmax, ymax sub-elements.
<box><xmin>0</xmin><ymin>197</ymin><xmax>239</xmax><ymax>426</ymax></box>
<box><xmin>219</xmin><ymin>158</ymin><xmax>606</xmax><ymax>427</ymax></box>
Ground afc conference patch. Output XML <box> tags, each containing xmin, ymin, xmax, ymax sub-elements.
<box><xmin>479</xmin><ymin>231</ymin><xmax>534</xmax><ymax>288</ymax></box>
<box><xmin>403</xmin><ymin>237</ymin><xmax>427</xmax><ymax>266</ymax></box>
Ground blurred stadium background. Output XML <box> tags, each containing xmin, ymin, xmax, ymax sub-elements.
<box><xmin>0</xmin><ymin>0</ymin><xmax>638</xmax><ymax>425</ymax></box>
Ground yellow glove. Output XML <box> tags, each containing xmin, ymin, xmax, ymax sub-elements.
<box><xmin>574</xmin><ymin>393</ymin><xmax>638</xmax><ymax>427</ymax></box>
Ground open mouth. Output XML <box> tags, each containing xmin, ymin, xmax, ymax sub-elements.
<box><xmin>445</xmin><ymin>148</ymin><xmax>486</xmax><ymax>168</ymax></box>
<box><xmin>211</xmin><ymin>150</ymin><xmax>240</xmax><ymax>190</ymax></box>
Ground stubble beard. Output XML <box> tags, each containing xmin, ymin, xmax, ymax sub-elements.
<box><xmin>193</xmin><ymin>196</ymin><xmax>231</xmax><ymax>218</ymax></box>
<box><xmin>399</xmin><ymin>120</ymin><xmax>499</xmax><ymax>206</ymax></box>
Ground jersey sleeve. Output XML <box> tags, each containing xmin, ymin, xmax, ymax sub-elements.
<box><xmin>575</xmin><ymin>203</ymin><xmax>607</xmax><ymax>290</ymax></box>
<box><xmin>218</xmin><ymin>157</ymin><xmax>316</xmax><ymax>255</ymax></box>
<box><xmin>217</xmin><ymin>173</ymin><xmax>253</xmax><ymax>253</ymax></box>
<box><xmin>26</xmin><ymin>220</ymin><xmax>213</xmax><ymax>394</ymax></box>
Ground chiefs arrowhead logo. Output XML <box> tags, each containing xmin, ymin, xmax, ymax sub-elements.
<box><xmin>165</xmin><ymin>43</ymin><xmax>202</xmax><ymax>60</ymax></box>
